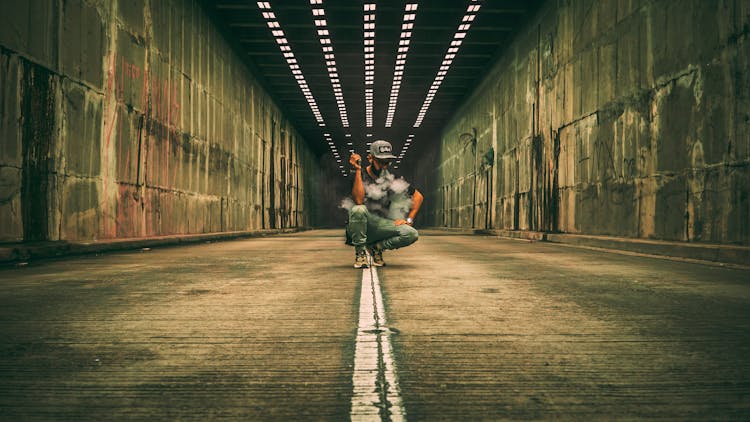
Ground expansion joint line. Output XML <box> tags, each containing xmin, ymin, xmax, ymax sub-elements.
<box><xmin>350</xmin><ymin>256</ymin><xmax>405</xmax><ymax>421</ymax></box>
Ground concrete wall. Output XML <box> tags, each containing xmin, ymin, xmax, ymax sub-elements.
<box><xmin>0</xmin><ymin>0</ymin><xmax>321</xmax><ymax>242</ymax></box>
<box><xmin>416</xmin><ymin>0</ymin><xmax>750</xmax><ymax>244</ymax></box>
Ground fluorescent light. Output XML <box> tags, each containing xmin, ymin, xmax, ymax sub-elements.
<box><xmin>257</xmin><ymin>2</ymin><xmax>270</xmax><ymax>9</ymax></box>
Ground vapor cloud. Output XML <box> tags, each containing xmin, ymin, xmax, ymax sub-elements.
<box><xmin>339</xmin><ymin>170</ymin><xmax>413</xmax><ymax>220</ymax></box>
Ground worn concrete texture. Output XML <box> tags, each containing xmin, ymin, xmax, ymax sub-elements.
<box><xmin>0</xmin><ymin>230</ymin><xmax>748</xmax><ymax>419</ymax></box>
<box><xmin>0</xmin><ymin>0</ymin><xmax>320</xmax><ymax>242</ymax></box>
<box><xmin>413</xmin><ymin>0</ymin><xmax>750</xmax><ymax>245</ymax></box>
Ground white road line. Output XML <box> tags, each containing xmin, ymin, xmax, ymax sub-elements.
<box><xmin>350</xmin><ymin>262</ymin><xmax>406</xmax><ymax>421</ymax></box>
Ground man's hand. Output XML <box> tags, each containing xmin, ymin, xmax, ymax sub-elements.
<box><xmin>349</xmin><ymin>153</ymin><xmax>362</xmax><ymax>169</ymax></box>
<box><xmin>394</xmin><ymin>219</ymin><xmax>412</xmax><ymax>226</ymax></box>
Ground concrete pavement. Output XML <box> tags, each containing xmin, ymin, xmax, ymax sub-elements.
<box><xmin>0</xmin><ymin>230</ymin><xmax>748</xmax><ymax>420</ymax></box>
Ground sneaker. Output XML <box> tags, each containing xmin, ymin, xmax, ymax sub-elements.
<box><xmin>354</xmin><ymin>249</ymin><xmax>369</xmax><ymax>269</ymax></box>
<box><xmin>368</xmin><ymin>244</ymin><xmax>385</xmax><ymax>267</ymax></box>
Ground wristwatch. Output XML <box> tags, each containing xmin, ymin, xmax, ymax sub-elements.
<box><xmin>406</xmin><ymin>217</ymin><xmax>413</xmax><ymax>225</ymax></box>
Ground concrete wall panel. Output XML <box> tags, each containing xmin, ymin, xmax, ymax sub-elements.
<box><xmin>60</xmin><ymin>0</ymin><xmax>106</xmax><ymax>89</ymax></box>
<box><xmin>418</xmin><ymin>0</ymin><xmax>750</xmax><ymax>245</ymax></box>
<box><xmin>0</xmin><ymin>0</ymin><xmax>320</xmax><ymax>242</ymax></box>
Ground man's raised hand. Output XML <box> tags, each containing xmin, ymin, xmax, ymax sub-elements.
<box><xmin>349</xmin><ymin>153</ymin><xmax>362</xmax><ymax>170</ymax></box>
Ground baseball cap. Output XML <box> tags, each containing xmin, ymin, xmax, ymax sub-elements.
<box><xmin>369</xmin><ymin>140</ymin><xmax>397</xmax><ymax>159</ymax></box>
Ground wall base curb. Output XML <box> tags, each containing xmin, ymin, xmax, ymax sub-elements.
<box><xmin>544</xmin><ymin>233</ymin><xmax>750</xmax><ymax>267</ymax></box>
<box><xmin>432</xmin><ymin>227</ymin><xmax>749</xmax><ymax>267</ymax></box>
<box><xmin>0</xmin><ymin>228</ymin><xmax>307</xmax><ymax>265</ymax></box>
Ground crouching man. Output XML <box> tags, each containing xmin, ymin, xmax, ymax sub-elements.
<box><xmin>347</xmin><ymin>140</ymin><xmax>424</xmax><ymax>268</ymax></box>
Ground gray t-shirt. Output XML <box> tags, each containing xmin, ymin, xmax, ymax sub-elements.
<box><xmin>361</xmin><ymin>167</ymin><xmax>417</xmax><ymax>220</ymax></box>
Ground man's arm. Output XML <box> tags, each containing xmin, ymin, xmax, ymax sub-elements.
<box><xmin>349</xmin><ymin>153</ymin><xmax>365</xmax><ymax>205</ymax></box>
<box><xmin>407</xmin><ymin>189</ymin><xmax>424</xmax><ymax>221</ymax></box>
<box><xmin>395</xmin><ymin>189</ymin><xmax>424</xmax><ymax>226</ymax></box>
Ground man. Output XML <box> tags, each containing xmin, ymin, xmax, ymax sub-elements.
<box><xmin>347</xmin><ymin>139</ymin><xmax>424</xmax><ymax>268</ymax></box>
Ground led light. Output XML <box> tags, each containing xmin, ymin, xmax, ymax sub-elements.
<box><xmin>364</xmin><ymin>3</ymin><xmax>375</xmax><ymax>11</ymax></box>
<box><xmin>459</xmin><ymin>24</ymin><xmax>471</xmax><ymax>31</ymax></box>
<box><xmin>406</xmin><ymin>4</ymin><xmax>418</xmax><ymax>11</ymax></box>
<box><xmin>262</xmin><ymin>12</ymin><xmax>275</xmax><ymax>19</ymax></box>
<box><xmin>402</xmin><ymin>23</ymin><xmax>413</xmax><ymax>30</ymax></box>
<box><xmin>313</xmin><ymin>8</ymin><xmax>324</xmax><ymax>15</ymax></box>
<box><xmin>404</xmin><ymin>13</ymin><xmax>415</xmax><ymax>21</ymax></box>
<box><xmin>257</xmin><ymin>2</ymin><xmax>270</xmax><ymax>9</ymax></box>
<box><xmin>267</xmin><ymin>21</ymin><xmax>279</xmax><ymax>28</ymax></box>
<box><xmin>463</xmin><ymin>14</ymin><xmax>476</xmax><ymax>22</ymax></box>
<box><xmin>272</xmin><ymin>30</ymin><xmax>284</xmax><ymax>37</ymax></box>
<box><xmin>318</xmin><ymin>29</ymin><xmax>329</xmax><ymax>36</ymax></box>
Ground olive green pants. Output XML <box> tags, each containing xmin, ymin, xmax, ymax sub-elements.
<box><xmin>347</xmin><ymin>205</ymin><xmax>419</xmax><ymax>251</ymax></box>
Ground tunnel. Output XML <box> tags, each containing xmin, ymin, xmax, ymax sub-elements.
<box><xmin>1</xmin><ymin>0</ymin><xmax>749</xmax><ymax>420</ymax></box>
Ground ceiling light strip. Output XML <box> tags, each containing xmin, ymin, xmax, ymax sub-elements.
<box><xmin>393</xmin><ymin>133</ymin><xmax>414</xmax><ymax>169</ymax></box>
<box><xmin>413</xmin><ymin>0</ymin><xmax>482</xmax><ymax>128</ymax></box>
<box><xmin>325</xmin><ymin>131</ymin><xmax>347</xmax><ymax>175</ymax></box>
<box><xmin>385</xmin><ymin>3</ymin><xmax>418</xmax><ymax>128</ymax></box>
<box><xmin>257</xmin><ymin>2</ymin><xmax>325</xmax><ymax>126</ymax></box>
<box><xmin>364</xmin><ymin>3</ymin><xmax>376</xmax><ymax>128</ymax></box>
<box><xmin>310</xmin><ymin>0</ymin><xmax>350</xmax><ymax>128</ymax></box>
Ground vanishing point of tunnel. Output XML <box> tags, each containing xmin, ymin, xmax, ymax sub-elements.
<box><xmin>0</xmin><ymin>0</ymin><xmax>749</xmax><ymax>420</ymax></box>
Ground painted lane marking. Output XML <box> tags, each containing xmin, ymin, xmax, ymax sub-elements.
<box><xmin>350</xmin><ymin>261</ymin><xmax>406</xmax><ymax>421</ymax></box>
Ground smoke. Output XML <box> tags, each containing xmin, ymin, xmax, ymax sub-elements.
<box><xmin>339</xmin><ymin>170</ymin><xmax>413</xmax><ymax>220</ymax></box>
<box><xmin>340</xmin><ymin>197</ymin><xmax>355</xmax><ymax>211</ymax></box>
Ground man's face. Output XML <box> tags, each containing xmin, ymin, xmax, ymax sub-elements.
<box><xmin>371</xmin><ymin>155</ymin><xmax>391</xmax><ymax>169</ymax></box>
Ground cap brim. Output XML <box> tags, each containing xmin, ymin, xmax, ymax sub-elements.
<box><xmin>374</xmin><ymin>154</ymin><xmax>397</xmax><ymax>159</ymax></box>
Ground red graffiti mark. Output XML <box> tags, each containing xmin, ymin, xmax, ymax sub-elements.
<box><xmin>104</xmin><ymin>54</ymin><xmax>186</xmax><ymax>235</ymax></box>
<box><xmin>104</xmin><ymin>54</ymin><xmax>118</xmax><ymax>149</ymax></box>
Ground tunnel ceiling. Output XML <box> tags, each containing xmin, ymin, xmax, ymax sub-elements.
<box><xmin>203</xmin><ymin>0</ymin><xmax>541</xmax><ymax>174</ymax></box>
